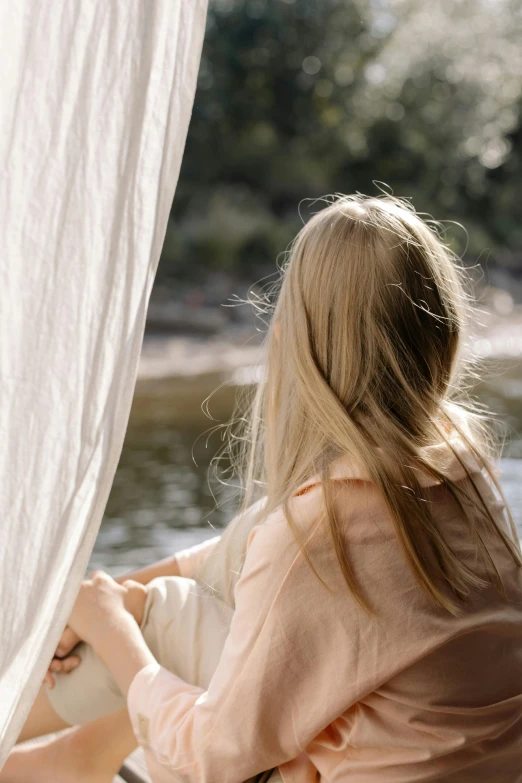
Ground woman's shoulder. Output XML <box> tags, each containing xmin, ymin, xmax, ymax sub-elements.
<box><xmin>254</xmin><ymin>476</ymin><xmax>380</xmax><ymax>552</ymax></box>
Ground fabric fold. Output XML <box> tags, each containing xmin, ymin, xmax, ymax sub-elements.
<box><xmin>0</xmin><ymin>0</ymin><xmax>208</xmax><ymax>762</ymax></box>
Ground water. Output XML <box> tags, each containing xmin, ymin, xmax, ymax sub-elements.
<box><xmin>90</xmin><ymin>358</ymin><xmax>522</xmax><ymax>576</ymax></box>
<box><xmin>90</xmin><ymin>372</ymin><xmax>240</xmax><ymax>575</ymax></box>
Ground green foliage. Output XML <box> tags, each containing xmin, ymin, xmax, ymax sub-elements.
<box><xmin>158</xmin><ymin>0</ymin><xmax>522</xmax><ymax>285</ymax></box>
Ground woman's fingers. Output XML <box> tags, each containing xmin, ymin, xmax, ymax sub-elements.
<box><xmin>51</xmin><ymin>655</ymin><xmax>81</xmax><ymax>672</ymax></box>
<box><xmin>43</xmin><ymin>618</ymin><xmax>83</xmax><ymax>689</ymax></box>
<box><xmin>45</xmin><ymin>654</ymin><xmax>81</xmax><ymax>689</ymax></box>
<box><xmin>61</xmin><ymin>655</ymin><xmax>80</xmax><ymax>673</ymax></box>
<box><xmin>55</xmin><ymin>626</ymin><xmax>81</xmax><ymax>657</ymax></box>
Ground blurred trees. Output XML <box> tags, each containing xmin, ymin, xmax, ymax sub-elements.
<box><xmin>158</xmin><ymin>0</ymin><xmax>522</xmax><ymax>286</ymax></box>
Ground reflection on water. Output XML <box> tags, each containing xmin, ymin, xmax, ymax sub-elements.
<box><xmin>91</xmin><ymin>359</ymin><xmax>522</xmax><ymax>576</ymax></box>
<box><xmin>91</xmin><ymin>423</ymin><xmax>237</xmax><ymax>574</ymax></box>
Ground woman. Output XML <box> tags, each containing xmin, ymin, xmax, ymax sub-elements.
<box><xmin>3</xmin><ymin>194</ymin><xmax>522</xmax><ymax>782</ymax></box>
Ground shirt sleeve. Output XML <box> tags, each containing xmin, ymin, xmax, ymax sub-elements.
<box><xmin>174</xmin><ymin>535</ymin><xmax>221</xmax><ymax>579</ymax></box>
<box><xmin>127</xmin><ymin>510</ymin><xmax>360</xmax><ymax>783</ymax></box>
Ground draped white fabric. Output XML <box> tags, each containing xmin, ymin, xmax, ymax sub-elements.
<box><xmin>0</xmin><ymin>0</ymin><xmax>207</xmax><ymax>762</ymax></box>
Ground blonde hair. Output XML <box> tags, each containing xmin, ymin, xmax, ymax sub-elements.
<box><xmin>228</xmin><ymin>193</ymin><xmax>521</xmax><ymax>617</ymax></box>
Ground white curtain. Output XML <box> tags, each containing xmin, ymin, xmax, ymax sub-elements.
<box><xmin>0</xmin><ymin>0</ymin><xmax>208</xmax><ymax>762</ymax></box>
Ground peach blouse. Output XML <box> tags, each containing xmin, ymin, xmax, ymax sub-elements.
<box><xmin>127</xmin><ymin>441</ymin><xmax>522</xmax><ymax>782</ymax></box>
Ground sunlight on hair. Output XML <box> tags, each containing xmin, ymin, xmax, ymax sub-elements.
<box><xmin>211</xmin><ymin>191</ymin><xmax>521</xmax><ymax>618</ymax></box>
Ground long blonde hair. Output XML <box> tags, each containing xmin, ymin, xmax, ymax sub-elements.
<box><xmin>228</xmin><ymin>193</ymin><xmax>521</xmax><ymax>617</ymax></box>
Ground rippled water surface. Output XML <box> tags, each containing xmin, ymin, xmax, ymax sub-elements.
<box><xmin>91</xmin><ymin>358</ymin><xmax>522</xmax><ymax>575</ymax></box>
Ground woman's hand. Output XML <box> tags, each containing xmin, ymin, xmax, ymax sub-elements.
<box><xmin>44</xmin><ymin>648</ymin><xmax>81</xmax><ymax>689</ymax></box>
<box><xmin>67</xmin><ymin>571</ymin><xmax>147</xmax><ymax>646</ymax></box>
<box><xmin>44</xmin><ymin>573</ymin><xmax>148</xmax><ymax>688</ymax></box>
<box><xmin>68</xmin><ymin>572</ymin><xmax>155</xmax><ymax>697</ymax></box>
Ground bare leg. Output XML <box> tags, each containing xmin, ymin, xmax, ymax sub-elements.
<box><xmin>17</xmin><ymin>686</ymin><xmax>70</xmax><ymax>743</ymax></box>
<box><xmin>0</xmin><ymin>707</ymin><xmax>136</xmax><ymax>783</ymax></box>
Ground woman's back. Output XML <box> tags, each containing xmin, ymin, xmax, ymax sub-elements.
<box><xmin>191</xmin><ymin>438</ymin><xmax>522</xmax><ymax>782</ymax></box>
<box><xmin>289</xmin><ymin>448</ymin><xmax>522</xmax><ymax>782</ymax></box>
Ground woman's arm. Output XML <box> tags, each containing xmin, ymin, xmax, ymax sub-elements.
<box><xmin>68</xmin><ymin>511</ymin><xmax>361</xmax><ymax>783</ymax></box>
<box><xmin>65</xmin><ymin>572</ymin><xmax>156</xmax><ymax>690</ymax></box>
<box><xmin>45</xmin><ymin>534</ymin><xmax>222</xmax><ymax>688</ymax></box>
<box><xmin>114</xmin><ymin>534</ymin><xmax>221</xmax><ymax>585</ymax></box>
<box><xmin>114</xmin><ymin>555</ymin><xmax>182</xmax><ymax>584</ymax></box>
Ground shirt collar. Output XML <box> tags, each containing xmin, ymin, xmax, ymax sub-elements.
<box><xmin>294</xmin><ymin>433</ymin><xmax>485</xmax><ymax>495</ymax></box>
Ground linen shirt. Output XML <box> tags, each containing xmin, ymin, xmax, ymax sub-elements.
<box><xmin>127</xmin><ymin>440</ymin><xmax>522</xmax><ymax>782</ymax></box>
